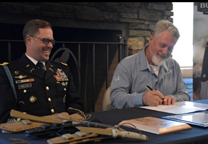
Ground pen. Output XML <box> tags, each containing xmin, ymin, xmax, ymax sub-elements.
<box><xmin>146</xmin><ymin>85</ymin><xmax>165</xmax><ymax>102</ymax></box>
<box><xmin>146</xmin><ymin>85</ymin><xmax>153</xmax><ymax>91</ymax></box>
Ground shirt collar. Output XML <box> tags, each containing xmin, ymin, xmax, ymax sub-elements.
<box><xmin>139</xmin><ymin>45</ymin><xmax>173</xmax><ymax>72</ymax></box>
<box><xmin>25</xmin><ymin>53</ymin><xmax>46</xmax><ymax>66</ymax></box>
<box><xmin>139</xmin><ymin>45</ymin><xmax>150</xmax><ymax>71</ymax></box>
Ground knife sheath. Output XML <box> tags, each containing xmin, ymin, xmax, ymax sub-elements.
<box><xmin>0</xmin><ymin>120</ymin><xmax>45</xmax><ymax>132</ymax></box>
<box><xmin>10</xmin><ymin>109</ymin><xmax>63</xmax><ymax>124</ymax></box>
<box><xmin>47</xmin><ymin>131</ymin><xmax>99</xmax><ymax>144</ymax></box>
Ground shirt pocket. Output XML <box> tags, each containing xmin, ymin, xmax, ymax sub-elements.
<box><xmin>56</xmin><ymin>81</ymin><xmax>67</xmax><ymax>108</ymax></box>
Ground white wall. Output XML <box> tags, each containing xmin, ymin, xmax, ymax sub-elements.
<box><xmin>171</xmin><ymin>2</ymin><xmax>193</xmax><ymax>67</ymax></box>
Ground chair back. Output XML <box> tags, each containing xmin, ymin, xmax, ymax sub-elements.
<box><xmin>102</xmin><ymin>87</ymin><xmax>112</xmax><ymax>111</ymax></box>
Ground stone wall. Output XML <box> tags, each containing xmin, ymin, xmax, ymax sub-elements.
<box><xmin>0</xmin><ymin>2</ymin><xmax>173</xmax><ymax>55</ymax></box>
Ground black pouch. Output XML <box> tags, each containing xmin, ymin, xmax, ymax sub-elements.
<box><xmin>25</xmin><ymin>121</ymin><xmax>78</xmax><ymax>138</ymax></box>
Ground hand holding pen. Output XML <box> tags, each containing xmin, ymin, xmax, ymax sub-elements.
<box><xmin>144</xmin><ymin>85</ymin><xmax>175</xmax><ymax>106</ymax></box>
<box><xmin>146</xmin><ymin>85</ymin><xmax>166</xmax><ymax>103</ymax></box>
<box><xmin>142</xmin><ymin>85</ymin><xmax>165</xmax><ymax>106</ymax></box>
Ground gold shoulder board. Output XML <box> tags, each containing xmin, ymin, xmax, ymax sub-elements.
<box><xmin>61</xmin><ymin>62</ymin><xmax>68</xmax><ymax>66</ymax></box>
<box><xmin>0</xmin><ymin>62</ymin><xmax>9</xmax><ymax>66</ymax></box>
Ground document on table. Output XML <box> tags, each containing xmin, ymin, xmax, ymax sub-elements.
<box><xmin>163</xmin><ymin>111</ymin><xmax>208</xmax><ymax>127</ymax></box>
<box><xmin>140</xmin><ymin>101</ymin><xmax>208</xmax><ymax>114</ymax></box>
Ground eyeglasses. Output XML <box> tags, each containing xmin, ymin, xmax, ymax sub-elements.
<box><xmin>30</xmin><ymin>35</ymin><xmax>55</xmax><ymax>45</ymax></box>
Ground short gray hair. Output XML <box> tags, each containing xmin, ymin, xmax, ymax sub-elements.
<box><xmin>152</xmin><ymin>20</ymin><xmax>180</xmax><ymax>40</ymax></box>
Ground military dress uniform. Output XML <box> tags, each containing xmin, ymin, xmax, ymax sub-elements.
<box><xmin>0</xmin><ymin>54</ymin><xmax>84</xmax><ymax>123</ymax></box>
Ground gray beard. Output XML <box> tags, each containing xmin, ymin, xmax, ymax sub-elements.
<box><xmin>148</xmin><ymin>46</ymin><xmax>168</xmax><ymax>66</ymax></box>
<box><xmin>152</xmin><ymin>54</ymin><xmax>166</xmax><ymax>66</ymax></box>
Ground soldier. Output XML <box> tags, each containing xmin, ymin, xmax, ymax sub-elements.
<box><xmin>0</xmin><ymin>19</ymin><xmax>84</xmax><ymax>123</ymax></box>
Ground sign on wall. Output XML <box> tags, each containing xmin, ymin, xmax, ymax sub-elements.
<box><xmin>193</xmin><ymin>2</ymin><xmax>208</xmax><ymax>100</ymax></box>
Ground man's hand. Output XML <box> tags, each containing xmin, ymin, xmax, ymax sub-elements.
<box><xmin>142</xmin><ymin>90</ymin><xmax>165</xmax><ymax>106</ymax></box>
<box><xmin>143</xmin><ymin>90</ymin><xmax>175</xmax><ymax>106</ymax></box>
<box><xmin>162</xmin><ymin>96</ymin><xmax>175</xmax><ymax>105</ymax></box>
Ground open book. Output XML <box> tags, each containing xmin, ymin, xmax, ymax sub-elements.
<box><xmin>118</xmin><ymin>116</ymin><xmax>191</xmax><ymax>135</ymax></box>
<box><xmin>140</xmin><ymin>101</ymin><xmax>208</xmax><ymax>114</ymax></box>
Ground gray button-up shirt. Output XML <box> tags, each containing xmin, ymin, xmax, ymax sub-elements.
<box><xmin>110</xmin><ymin>46</ymin><xmax>190</xmax><ymax>109</ymax></box>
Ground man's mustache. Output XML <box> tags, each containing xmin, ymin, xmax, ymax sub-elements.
<box><xmin>157</xmin><ymin>52</ymin><xmax>168</xmax><ymax>59</ymax></box>
<box><xmin>42</xmin><ymin>47</ymin><xmax>52</xmax><ymax>52</ymax></box>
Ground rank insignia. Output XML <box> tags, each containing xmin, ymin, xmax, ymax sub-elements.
<box><xmin>29</xmin><ymin>96</ymin><xmax>37</xmax><ymax>103</ymax></box>
<box><xmin>54</xmin><ymin>69</ymin><xmax>68</xmax><ymax>81</ymax></box>
<box><xmin>61</xmin><ymin>62</ymin><xmax>68</xmax><ymax>66</ymax></box>
<box><xmin>30</xmin><ymin>68</ymin><xmax>35</xmax><ymax>73</ymax></box>
<box><xmin>15</xmin><ymin>78</ymin><xmax>34</xmax><ymax>84</ymax></box>
<box><xmin>0</xmin><ymin>62</ymin><xmax>9</xmax><ymax>66</ymax></box>
<box><xmin>15</xmin><ymin>75</ymin><xmax>27</xmax><ymax>79</ymax></box>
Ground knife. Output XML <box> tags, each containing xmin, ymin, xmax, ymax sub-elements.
<box><xmin>57</xmin><ymin>117</ymin><xmax>116</xmax><ymax>129</ymax></box>
<box><xmin>76</xmin><ymin>126</ymin><xmax>148</xmax><ymax>141</ymax></box>
<box><xmin>10</xmin><ymin>109</ymin><xmax>63</xmax><ymax>124</ymax></box>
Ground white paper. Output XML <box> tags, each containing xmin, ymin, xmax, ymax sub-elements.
<box><xmin>140</xmin><ymin>101</ymin><xmax>208</xmax><ymax>114</ymax></box>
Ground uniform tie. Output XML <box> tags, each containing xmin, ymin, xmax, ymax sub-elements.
<box><xmin>36</xmin><ymin>62</ymin><xmax>46</xmax><ymax>77</ymax></box>
<box><xmin>37</xmin><ymin>62</ymin><xmax>46</xmax><ymax>71</ymax></box>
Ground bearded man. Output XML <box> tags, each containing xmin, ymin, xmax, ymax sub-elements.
<box><xmin>110</xmin><ymin>20</ymin><xmax>190</xmax><ymax>109</ymax></box>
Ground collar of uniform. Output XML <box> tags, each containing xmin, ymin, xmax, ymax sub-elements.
<box><xmin>25</xmin><ymin>53</ymin><xmax>46</xmax><ymax>67</ymax></box>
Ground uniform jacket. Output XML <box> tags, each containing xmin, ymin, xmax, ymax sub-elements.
<box><xmin>0</xmin><ymin>54</ymin><xmax>84</xmax><ymax>123</ymax></box>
